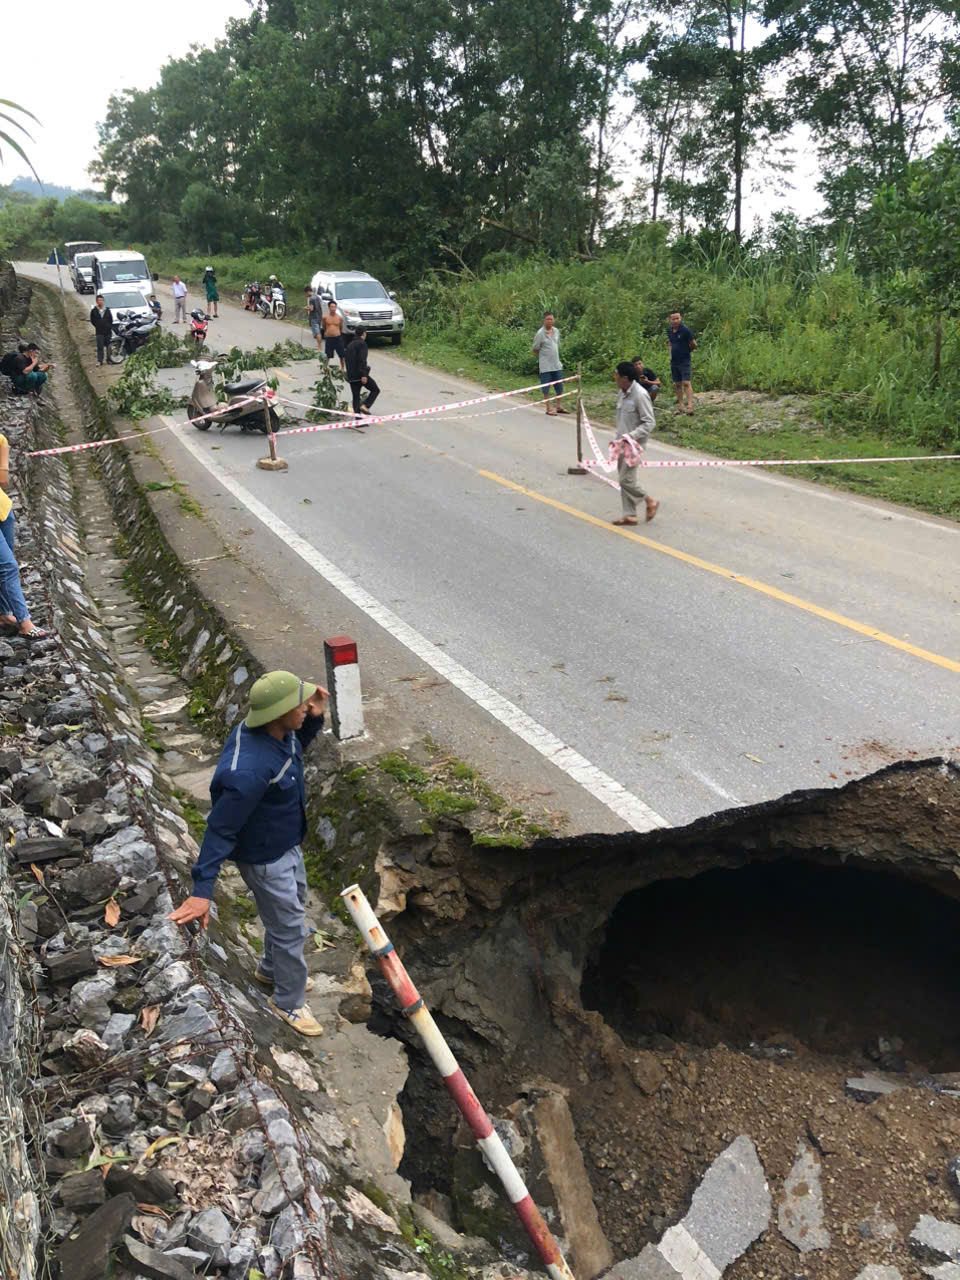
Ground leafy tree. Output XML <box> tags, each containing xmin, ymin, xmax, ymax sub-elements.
<box><xmin>865</xmin><ymin>138</ymin><xmax>960</xmax><ymax>382</ymax></box>
<box><xmin>767</xmin><ymin>0</ymin><xmax>960</xmax><ymax>225</ymax></box>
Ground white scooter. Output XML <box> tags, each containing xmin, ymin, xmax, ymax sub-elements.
<box><xmin>187</xmin><ymin>359</ymin><xmax>283</xmax><ymax>434</ymax></box>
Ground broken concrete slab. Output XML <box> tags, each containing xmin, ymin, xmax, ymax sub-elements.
<box><xmin>608</xmin><ymin>1137</ymin><xmax>770</xmax><ymax>1279</ymax></box>
<box><xmin>921</xmin><ymin>1265</ymin><xmax>960</xmax><ymax>1280</ymax></box>
<box><xmin>911</xmin><ymin>1215</ymin><xmax>960</xmax><ymax>1264</ymax></box>
<box><xmin>854</xmin><ymin>1268</ymin><xmax>903</xmax><ymax>1280</ymax></box>
<box><xmin>533</xmin><ymin>1089</ymin><xmax>613</xmax><ymax>1280</ymax></box>
<box><xmin>846</xmin><ymin>1074</ymin><xmax>903</xmax><ymax>1102</ymax></box>
<box><xmin>778</xmin><ymin>1141</ymin><xmax>830</xmax><ymax>1253</ymax></box>
<box><xmin>679</xmin><ymin>1135</ymin><xmax>770</xmax><ymax>1272</ymax></box>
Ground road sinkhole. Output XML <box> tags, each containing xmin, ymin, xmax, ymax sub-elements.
<box><xmin>581</xmin><ymin>859</ymin><xmax>960</xmax><ymax>1068</ymax></box>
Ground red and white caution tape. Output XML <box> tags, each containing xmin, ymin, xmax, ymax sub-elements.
<box><xmin>24</xmin><ymin>392</ymin><xmax>272</xmax><ymax>458</ymax></box>
<box><xmin>274</xmin><ymin>374</ymin><xmax>581</xmax><ymax>438</ymax></box>
<box><xmin>582</xmin><ymin>409</ymin><xmax>960</xmax><ymax>472</ymax></box>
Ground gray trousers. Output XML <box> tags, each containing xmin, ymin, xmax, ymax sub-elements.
<box><xmin>174</xmin><ymin>296</ymin><xmax>187</xmax><ymax>322</ymax></box>
<box><xmin>238</xmin><ymin>845</ymin><xmax>308</xmax><ymax>1012</ymax></box>
<box><xmin>618</xmin><ymin>457</ymin><xmax>648</xmax><ymax>516</ymax></box>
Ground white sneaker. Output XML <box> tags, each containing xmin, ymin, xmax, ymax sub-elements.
<box><xmin>268</xmin><ymin>1001</ymin><xmax>323</xmax><ymax>1037</ymax></box>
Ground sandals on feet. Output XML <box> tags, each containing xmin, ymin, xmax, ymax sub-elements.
<box><xmin>612</xmin><ymin>516</ymin><xmax>638</xmax><ymax>526</ymax></box>
<box><xmin>645</xmin><ymin>499</ymin><xmax>660</xmax><ymax>523</ymax></box>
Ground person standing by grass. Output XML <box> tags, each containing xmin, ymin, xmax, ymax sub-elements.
<box><xmin>168</xmin><ymin>670</ymin><xmax>329</xmax><ymax>1037</ymax></box>
<box><xmin>203</xmin><ymin>266</ymin><xmax>220</xmax><ymax>319</ymax></box>
<box><xmin>666</xmin><ymin>311</ymin><xmax>696</xmax><ymax>415</ymax></box>
<box><xmin>532</xmin><ymin>312</ymin><xmax>568</xmax><ymax>416</ymax></box>
<box><xmin>611</xmin><ymin>361</ymin><xmax>658</xmax><ymax>526</ymax></box>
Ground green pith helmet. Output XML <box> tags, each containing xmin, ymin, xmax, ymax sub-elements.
<box><xmin>245</xmin><ymin>670</ymin><xmax>317</xmax><ymax>728</ymax></box>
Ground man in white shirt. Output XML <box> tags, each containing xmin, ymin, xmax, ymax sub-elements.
<box><xmin>172</xmin><ymin>276</ymin><xmax>188</xmax><ymax>324</ymax></box>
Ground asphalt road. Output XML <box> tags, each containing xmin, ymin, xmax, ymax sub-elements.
<box><xmin>21</xmin><ymin>262</ymin><xmax>960</xmax><ymax>832</ymax></box>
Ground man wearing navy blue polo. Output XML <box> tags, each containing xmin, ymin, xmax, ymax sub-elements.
<box><xmin>666</xmin><ymin>311</ymin><xmax>696</xmax><ymax>416</ymax></box>
<box><xmin>169</xmin><ymin>670</ymin><xmax>328</xmax><ymax>1037</ymax></box>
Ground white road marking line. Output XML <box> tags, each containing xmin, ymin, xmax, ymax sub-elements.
<box><xmin>685</xmin><ymin>765</ymin><xmax>742</xmax><ymax>806</ymax></box>
<box><xmin>162</xmin><ymin>417</ymin><xmax>670</xmax><ymax>833</ymax></box>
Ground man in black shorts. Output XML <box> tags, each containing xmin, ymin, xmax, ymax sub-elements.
<box><xmin>666</xmin><ymin>311</ymin><xmax>696</xmax><ymax>415</ymax></box>
<box><xmin>632</xmin><ymin>354</ymin><xmax>662</xmax><ymax>403</ymax></box>
<box><xmin>321</xmin><ymin>300</ymin><xmax>347</xmax><ymax>372</ymax></box>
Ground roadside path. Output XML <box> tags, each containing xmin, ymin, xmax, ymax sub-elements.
<box><xmin>20</xmin><ymin>262</ymin><xmax>959</xmax><ymax>831</ymax></box>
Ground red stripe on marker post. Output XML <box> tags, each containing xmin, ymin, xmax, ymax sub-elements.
<box><xmin>323</xmin><ymin>635</ymin><xmax>364</xmax><ymax>740</ymax></box>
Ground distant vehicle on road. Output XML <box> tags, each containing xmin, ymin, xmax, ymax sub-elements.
<box><xmin>309</xmin><ymin>270</ymin><xmax>404</xmax><ymax>345</ymax></box>
<box><xmin>65</xmin><ymin>241</ymin><xmax>103</xmax><ymax>293</ymax></box>
<box><xmin>92</xmin><ymin>250</ymin><xmax>154</xmax><ymax>296</ymax></box>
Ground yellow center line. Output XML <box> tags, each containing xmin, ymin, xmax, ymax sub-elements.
<box><xmin>478</xmin><ymin>469</ymin><xmax>960</xmax><ymax>675</ymax></box>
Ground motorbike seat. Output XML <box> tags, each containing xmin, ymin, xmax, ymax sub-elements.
<box><xmin>225</xmin><ymin>377</ymin><xmax>266</xmax><ymax>396</ymax></box>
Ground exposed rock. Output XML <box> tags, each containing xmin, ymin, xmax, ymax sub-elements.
<box><xmin>59</xmin><ymin>1169</ymin><xmax>107</xmax><ymax>1211</ymax></box>
<box><xmin>187</xmin><ymin>1206</ymin><xmax>233</xmax><ymax>1265</ymax></box>
<box><xmin>161</xmin><ymin>1003</ymin><xmax>217</xmax><ymax>1043</ymax></box>
<box><xmin>57</xmin><ymin>1191</ymin><xmax>137</xmax><ymax>1280</ymax></box>
<box><xmin>91</xmin><ymin>824</ymin><xmax>159</xmax><ymax>879</ymax></box>
<box><xmin>55</xmin><ymin>1118</ymin><xmax>94</xmax><ymax>1157</ymax></box>
<box><xmin>854</xmin><ymin>1269</ymin><xmax>903</xmax><ymax>1280</ymax></box>
<box><xmin>60</xmin><ymin>861</ymin><xmax>121</xmax><ymax>905</ymax></box>
<box><xmin>123</xmin><ymin>1236</ymin><xmax>197</xmax><ymax>1280</ymax></box>
<box><xmin>342</xmin><ymin>1184</ymin><xmax>401</xmax><ymax>1234</ymax></box>
<box><xmin>12</xmin><ymin>834</ymin><xmax>83</xmax><ymax>864</ymax></box>
<box><xmin>628</xmin><ymin>1050</ymin><xmax>666</xmax><ymax>1096</ymax></box>
<box><xmin>69</xmin><ymin>974</ymin><xmax>117</xmax><ymax>1031</ymax></box>
<box><xmin>778</xmin><ymin>1141</ymin><xmax>830</xmax><ymax>1252</ymax></box>
<box><xmin>102</xmin><ymin>1012</ymin><xmax>137</xmax><ymax>1051</ymax></box>
<box><xmin>105</xmin><ymin>1165</ymin><xmax>178</xmax><ymax>1205</ymax></box>
<box><xmin>62</xmin><ymin>1028</ymin><xmax>112</xmax><ymax>1068</ymax></box>
<box><xmin>46</xmin><ymin>947</ymin><xmax>99</xmax><ymax>981</ymax></box>
<box><xmin>144</xmin><ymin>961</ymin><xmax>193</xmax><ymax>1003</ymax></box>
<box><xmin>253</xmin><ymin>1145</ymin><xmax>306</xmax><ymax>1215</ymax></box>
<box><xmin>66</xmin><ymin>810</ymin><xmax>110</xmax><ymax>843</ymax></box>
<box><xmin>210</xmin><ymin>1047</ymin><xmax>239</xmax><ymax>1092</ymax></box>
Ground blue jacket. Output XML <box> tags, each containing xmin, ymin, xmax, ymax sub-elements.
<box><xmin>190</xmin><ymin>714</ymin><xmax>324</xmax><ymax>898</ymax></box>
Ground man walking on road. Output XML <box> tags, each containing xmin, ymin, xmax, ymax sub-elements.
<box><xmin>172</xmin><ymin>275</ymin><xmax>188</xmax><ymax>324</ymax></box>
<box><xmin>532</xmin><ymin>312</ymin><xmax>568</xmax><ymax>416</ymax></box>
<box><xmin>345</xmin><ymin>327</ymin><xmax>380</xmax><ymax>415</ymax></box>
<box><xmin>89</xmin><ymin>294</ymin><xmax>113</xmax><ymax>366</ymax></box>
<box><xmin>611</xmin><ymin>361</ymin><xmax>658</xmax><ymax>526</ymax></box>
<box><xmin>666</xmin><ymin>311</ymin><xmax>696</xmax><ymax>415</ymax></box>
<box><xmin>168</xmin><ymin>671</ymin><xmax>329</xmax><ymax>1037</ymax></box>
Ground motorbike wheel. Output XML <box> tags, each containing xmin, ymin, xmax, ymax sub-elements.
<box><xmin>107</xmin><ymin>341</ymin><xmax>126</xmax><ymax>365</ymax></box>
<box><xmin>259</xmin><ymin>407</ymin><xmax>281</xmax><ymax>435</ymax></box>
<box><xmin>190</xmin><ymin>402</ymin><xmax>212</xmax><ymax>432</ymax></box>
<box><xmin>274</xmin><ymin>302</ymin><xmax>286</xmax><ymax>320</ymax></box>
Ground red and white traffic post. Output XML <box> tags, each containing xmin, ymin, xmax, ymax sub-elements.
<box><xmin>324</xmin><ymin>635</ymin><xmax>364</xmax><ymax>740</ymax></box>
<box><xmin>341</xmin><ymin>884</ymin><xmax>576</xmax><ymax>1280</ymax></box>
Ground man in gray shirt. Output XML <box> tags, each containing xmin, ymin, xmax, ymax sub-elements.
<box><xmin>611</xmin><ymin>361</ymin><xmax>658</xmax><ymax>525</ymax></box>
<box><xmin>532</xmin><ymin>312</ymin><xmax>568</xmax><ymax>416</ymax></box>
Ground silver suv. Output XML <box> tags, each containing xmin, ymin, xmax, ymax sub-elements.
<box><xmin>309</xmin><ymin>270</ymin><xmax>404</xmax><ymax>344</ymax></box>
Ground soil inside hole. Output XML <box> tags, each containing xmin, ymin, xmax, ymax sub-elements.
<box><xmin>582</xmin><ymin>858</ymin><xmax>960</xmax><ymax>1069</ymax></box>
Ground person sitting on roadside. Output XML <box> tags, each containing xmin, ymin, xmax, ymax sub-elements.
<box><xmin>2</xmin><ymin>343</ymin><xmax>52</xmax><ymax>395</ymax></box>
<box><xmin>632</xmin><ymin>355</ymin><xmax>662</xmax><ymax>403</ymax></box>
<box><xmin>148</xmin><ymin>294</ymin><xmax>162</xmax><ymax>320</ymax></box>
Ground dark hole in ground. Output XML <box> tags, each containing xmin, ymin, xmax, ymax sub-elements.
<box><xmin>582</xmin><ymin>858</ymin><xmax>960</xmax><ymax>1069</ymax></box>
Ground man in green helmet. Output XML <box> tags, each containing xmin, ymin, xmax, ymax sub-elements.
<box><xmin>169</xmin><ymin>671</ymin><xmax>328</xmax><ymax>1037</ymax></box>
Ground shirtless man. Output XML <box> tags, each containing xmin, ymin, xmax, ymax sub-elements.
<box><xmin>321</xmin><ymin>300</ymin><xmax>346</xmax><ymax>372</ymax></box>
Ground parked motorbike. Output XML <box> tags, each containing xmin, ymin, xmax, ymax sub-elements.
<box><xmin>107</xmin><ymin>312</ymin><xmax>159</xmax><ymax>364</ymax></box>
<box><xmin>187</xmin><ymin>359</ymin><xmax>283</xmax><ymax>434</ymax></box>
<box><xmin>189</xmin><ymin>308</ymin><xmax>209</xmax><ymax>350</ymax></box>
<box><xmin>243</xmin><ymin>281</ymin><xmax>262</xmax><ymax>312</ymax></box>
<box><xmin>258</xmin><ymin>284</ymin><xmax>287</xmax><ymax>320</ymax></box>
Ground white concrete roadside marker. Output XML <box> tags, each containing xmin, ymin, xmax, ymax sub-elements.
<box><xmin>324</xmin><ymin>635</ymin><xmax>364</xmax><ymax>740</ymax></box>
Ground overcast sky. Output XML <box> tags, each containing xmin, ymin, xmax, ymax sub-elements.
<box><xmin>6</xmin><ymin>0</ymin><xmax>821</xmax><ymax>228</ymax></box>
<box><xmin>4</xmin><ymin>0</ymin><xmax>252</xmax><ymax>189</ymax></box>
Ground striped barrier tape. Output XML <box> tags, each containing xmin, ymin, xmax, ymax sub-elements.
<box><xmin>581</xmin><ymin>408</ymin><xmax>960</xmax><ymax>472</ymax></box>
<box><xmin>24</xmin><ymin>391</ymin><xmax>272</xmax><ymax>458</ymax></box>
<box><xmin>273</xmin><ymin>374</ymin><xmax>581</xmax><ymax>437</ymax></box>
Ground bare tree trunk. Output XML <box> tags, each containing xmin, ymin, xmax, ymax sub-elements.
<box><xmin>933</xmin><ymin>310</ymin><xmax>942</xmax><ymax>386</ymax></box>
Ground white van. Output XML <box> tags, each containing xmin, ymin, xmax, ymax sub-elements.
<box><xmin>65</xmin><ymin>241</ymin><xmax>103</xmax><ymax>294</ymax></box>
<box><xmin>93</xmin><ymin>250</ymin><xmax>153</xmax><ymax>295</ymax></box>
<box><xmin>309</xmin><ymin>270</ymin><xmax>404</xmax><ymax>344</ymax></box>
